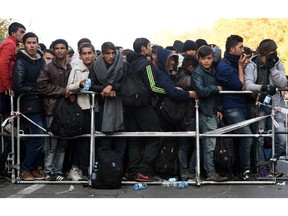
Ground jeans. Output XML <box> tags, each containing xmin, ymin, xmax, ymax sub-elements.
<box><xmin>21</xmin><ymin>113</ymin><xmax>46</xmax><ymax>171</ymax></box>
<box><xmin>178</xmin><ymin>116</ymin><xmax>196</xmax><ymax>176</ymax></box>
<box><xmin>44</xmin><ymin>116</ymin><xmax>68</xmax><ymax>175</ymax></box>
<box><xmin>224</xmin><ymin>108</ymin><xmax>253</xmax><ymax>173</ymax></box>
<box><xmin>199</xmin><ymin>113</ymin><xmax>218</xmax><ymax>177</ymax></box>
<box><xmin>258</xmin><ymin>106</ymin><xmax>286</xmax><ymax>169</ymax></box>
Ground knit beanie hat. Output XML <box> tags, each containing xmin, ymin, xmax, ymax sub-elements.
<box><xmin>195</xmin><ymin>39</ymin><xmax>208</xmax><ymax>49</ymax></box>
<box><xmin>172</xmin><ymin>40</ymin><xmax>184</xmax><ymax>53</ymax></box>
<box><xmin>183</xmin><ymin>40</ymin><xmax>197</xmax><ymax>52</ymax></box>
<box><xmin>258</xmin><ymin>39</ymin><xmax>277</xmax><ymax>56</ymax></box>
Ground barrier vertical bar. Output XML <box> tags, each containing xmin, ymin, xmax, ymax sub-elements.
<box><xmin>194</xmin><ymin>99</ymin><xmax>201</xmax><ymax>187</ymax></box>
<box><xmin>89</xmin><ymin>92</ymin><xmax>95</xmax><ymax>186</ymax></box>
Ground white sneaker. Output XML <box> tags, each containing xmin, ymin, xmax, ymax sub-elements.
<box><xmin>68</xmin><ymin>168</ymin><xmax>82</xmax><ymax>181</ymax></box>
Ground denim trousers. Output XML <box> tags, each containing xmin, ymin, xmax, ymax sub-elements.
<box><xmin>199</xmin><ymin>113</ymin><xmax>218</xmax><ymax>177</ymax></box>
<box><xmin>21</xmin><ymin>113</ymin><xmax>46</xmax><ymax>171</ymax></box>
<box><xmin>178</xmin><ymin>117</ymin><xmax>196</xmax><ymax>175</ymax></box>
<box><xmin>44</xmin><ymin>116</ymin><xmax>68</xmax><ymax>175</ymax></box>
<box><xmin>258</xmin><ymin>106</ymin><xmax>286</xmax><ymax>170</ymax></box>
<box><xmin>224</xmin><ymin>108</ymin><xmax>253</xmax><ymax>173</ymax></box>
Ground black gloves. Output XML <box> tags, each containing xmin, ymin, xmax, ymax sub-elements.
<box><xmin>261</xmin><ymin>85</ymin><xmax>277</xmax><ymax>95</ymax></box>
<box><xmin>266</xmin><ymin>52</ymin><xmax>279</xmax><ymax>69</ymax></box>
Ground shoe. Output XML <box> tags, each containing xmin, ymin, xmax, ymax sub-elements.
<box><xmin>31</xmin><ymin>170</ymin><xmax>45</xmax><ymax>180</ymax></box>
<box><xmin>180</xmin><ymin>172</ymin><xmax>189</xmax><ymax>181</ymax></box>
<box><xmin>45</xmin><ymin>172</ymin><xmax>56</xmax><ymax>181</ymax></box>
<box><xmin>188</xmin><ymin>173</ymin><xmax>195</xmax><ymax>180</ymax></box>
<box><xmin>68</xmin><ymin>168</ymin><xmax>82</xmax><ymax>181</ymax></box>
<box><xmin>134</xmin><ymin>173</ymin><xmax>156</xmax><ymax>182</ymax></box>
<box><xmin>20</xmin><ymin>170</ymin><xmax>35</xmax><ymax>181</ymax></box>
<box><xmin>240</xmin><ymin>170</ymin><xmax>255</xmax><ymax>181</ymax></box>
<box><xmin>206</xmin><ymin>173</ymin><xmax>229</xmax><ymax>182</ymax></box>
<box><xmin>55</xmin><ymin>174</ymin><xmax>65</xmax><ymax>181</ymax></box>
<box><xmin>78</xmin><ymin>169</ymin><xmax>88</xmax><ymax>180</ymax></box>
<box><xmin>268</xmin><ymin>170</ymin><xmax>283</xmax><ymax>178</ymax></box>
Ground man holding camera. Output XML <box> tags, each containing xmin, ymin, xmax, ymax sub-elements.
<box><xmin>245</xmin><ymin>39</ymin><xmax>287</xmax><ymax>177</ymax></box>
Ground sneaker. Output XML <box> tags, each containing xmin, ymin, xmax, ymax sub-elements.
<box><xmin>31</xmin><ymin>170</ymin><xmax>45</xmax><ymax>180</ymax></box>
<box><xmin>180</xmin><ymin>172</ymin><xmax>189</xmax><ymax>181</ymax></box>
<box><xmin>45</xmin><ymin>172</ymin><xmax>56</xmax><ymax>181</ymax></box>
<box><xmin>134</xmin><ymin>173</ymin><xmax>156</xmax><ymax>182</ymax></box>
<box><xmin>55</xmin><ymin>174</ymin><xmax>64</xmax><ymax>181</ymax></box>
<box><xmin>68</xmin><ymin>168</ymin><xmax>82</xmax><ymax>181</ymax></box>
<box><xmin>206</xmin><ymin>173</ymin><xmax>229</xmax><ymax>182</ymax></box>
<box><xmin>78</xmin><ymin>169</ymin><xmax>89</xmax><ymax>180</ymax></box>
<box><xmin>188</xmin><ymin>173</ymin><xmax>195</xmax><ymax>180</ymax></box>
<box><xmin>268</xmin><ymin>170</ymin><xmax>283</xmax><ymax>178</ymax></box>
<box><xmin>20</xmin><ymin>170</ymin><xmax>35</xmax><ymax>181</ymax></box>
<box><xmin>240</xmin><ymin>170</ymin><xmax>255</xmax><ymax>181</ymax></box>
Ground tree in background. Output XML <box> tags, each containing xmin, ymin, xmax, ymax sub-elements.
<box><xmin>0</xmin><ymin>18</ymin><xmax>11</xmax><ymax>43</ymax></box>
<box><xmin>152</xmin><ymin>18</ymin><xmax>288</xmax><ymax>75</ymax></box>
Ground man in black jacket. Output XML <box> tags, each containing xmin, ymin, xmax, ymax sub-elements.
<box><xmin>12</xmin><ymin>32</ymin><xmax>46</xmax><ymax>181</ymax></box>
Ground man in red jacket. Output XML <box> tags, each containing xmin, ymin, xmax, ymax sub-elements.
<box><xmin>0</xmin><ymin>22</ymin><xmax>26</xmax><ymax>114</ymax></box>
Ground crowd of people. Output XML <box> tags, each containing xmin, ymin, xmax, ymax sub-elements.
<box><xmin>0</xmin><ymin>22</ymin><xmax>287</xmax><ymax>183</ymax></box>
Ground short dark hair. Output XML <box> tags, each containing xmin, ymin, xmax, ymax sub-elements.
<box><xmin>182</xmin><ymin>55</ymin><xmax>198</xmax><ymax>70</ymax></box>
<box><xmin>77</xmin><ymin>38</ymin><xmax>91</xmax><ymax>49</ymax></box>
<box><xmin>43</xmin><ymin>49</ymin><xmax>55</xmax><ymax>56</ymax></box>
<box><xmin>79</xmin><ymin>43</ymin><xmax>96</xmax><ymax>54</ymax></box>
<box><xmin>8</xmin><ymin>22</ymin><xmax>26</xmax><ymax>35</ymax></box>
<box><xmin>22</xmin><ymin>32</ymin><xmax>38</xmax><ymax>44</ymax></box>
<box><xmin>101</xmin><ymin>42</ymin><xmax>116</xmax><ymax>53</ymax></box>
<box><xmin>52</xmin><ymin>39</ymin><xmax>69</xmax><ymax>50</ymax></box>
<box><xmin>133</xmin><ymin>38</ymin><xmax>150</xmax><ymax>53</ymax></box>
<box><xmin>197</xmin><ymin>45</ymin><xmax>214</xmax><ymax>58</ymax></box>
<box><xmin>225</xmin><ymin>35</ymin><xmax>243</xmax><ymax>53</ymax></box>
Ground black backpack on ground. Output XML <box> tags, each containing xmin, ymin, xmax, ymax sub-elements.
<box><xmin>214</xmin><ymin>120</ymin><xmax>235</xmax><ymax>178</ymax></box>
<box><xmin>121</xmin><ymin>59</ymin><xmax>150</xmax><ymax>107</ymax></box>
<box><xmin>50</xmin><ymin>96</ymin><xmax>83</xmax><ymax>137</ymax></box>
<box><xmin>154</xmin><ymin>137</ymin><xmax>179</xmax><ymax>179</ymax></box>
<box><xmin>92</xmin><ymin>149</ymin><xmax>123</xmax><ymax>189</ymax></box>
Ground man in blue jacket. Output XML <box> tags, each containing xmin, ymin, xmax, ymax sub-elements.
<box><xmin>215</xmin><ymin>35</ymin><xmax>253</xmax><ymax>181</ymax></box>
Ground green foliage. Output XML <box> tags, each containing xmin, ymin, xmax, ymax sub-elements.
<box><xmin>0</xmin><ymin>18</ymin><xmax>11</xmax><ymax>43</ymax></box>
<box><xmin>152</xmin><ymin>18</ymin><xmax>288</xmax><ymax>75</ymax></box>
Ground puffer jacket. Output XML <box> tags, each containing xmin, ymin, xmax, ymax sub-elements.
<box><xmin>0</xmin><ymin>36</ymin><xmax>19</xmax><ymax>93</ymax></box>
<box><xmin>12</xmin><ymin>49</ymin><xmax>45</xmax><ymax>113</ymax></box>
<box><xmin>36</xmin><ymin>58</ymin><xmax>71</xmax><ymax>116</ymax></box>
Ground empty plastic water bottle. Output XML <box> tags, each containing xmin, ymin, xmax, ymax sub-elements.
<box><xmin>91</xmin><ymin>161</ymin><xmax>98</xmax><ymax>186</ymax></box>
<box><xmin>83</xmin><ymin>78</ymin><xmax>91</xmax><ymax>91</ymax></box>
<box><xmin>178</xmin><ymin>181</ymin><xmax>188</xmax><ymax>189</ymax></box>
<box><xmin>133</xmin><ymin>183</ymin><xmax>147</xmax><ymax>190</ymax></box>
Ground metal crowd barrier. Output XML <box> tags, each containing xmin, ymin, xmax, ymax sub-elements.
<box><xmin>1</xmin><ymin>90</ymin><xmax>287</xmax><ymax>187</ymax></box>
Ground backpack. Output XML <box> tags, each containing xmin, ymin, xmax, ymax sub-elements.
<box><xmin>158</xmin><ymin>96</ymin><xmax>187</xmax><ymax>126</ymax></box>
<box><xmin>121</xmin><ymin>63</ymin><xmax>150</xmax><ymax>107</ymax></box>
<box><xmin>50</xmin><ymin>96</ymin><xmax>83</xmax><ymax>137</ymax></box>
<box><xmin>154</xmin><ymin>137</ymin><xmax>179</xmax><ymax>178</ymax></box>
<box><xmin>92</xmin><ymin>149</ymin><xmax>123</xmax><ymax>189</ymax></box>
<box><xmin>214</xmin><ymin>120</ymin><xmax>235</xmax><ymax>177</ymax></box>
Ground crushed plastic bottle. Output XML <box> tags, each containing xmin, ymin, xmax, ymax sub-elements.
<box><xmin>133</xmin><ymin>183</ymin><xmax>147</xmax><ymax>190</ymax></box>
<box><xmin>178</xmin><ymin>181</ymin><xmax>188</xmax><ymax>189</ymax></box>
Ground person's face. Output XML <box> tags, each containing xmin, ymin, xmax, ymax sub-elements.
<box><xmin>184</xmin><ymin>50</ymin><xmax>197</xmax><ymax>56</ymax></box>
<box><xmin>167</xmin><ymin>56</ymin><xmax>177</xmax><ymax>72</ymax></box>
<box><xmin>80</xmin><ymin>47</ymin><xmax>96</xmax><ymax>66</ymax></box>
<box><xmin>24</xmin><ymin>37</ymin><xmax>38</xmax><ymax>57</ymax></box>
<box><xmin>12</xmin><ymin>28</ymin><xmax>26</xmax><ymax>43</ymax></box>
<box><xmin>53</xmin><ymin>43</ymin><xmax>68</xmax><ymax>60</ymax></box>
<box><xmin>43</xmin><ymin>52</ymin><xmax>54</xmax><ymax>64</ymax></box>
<box><xmin>230</xmin><ymin>42</ymin><xmax>244</xmax><ymax>56</ymax></box>
<box><xmin>102</xmin><ymin>48</ymin><xmax>116</xmax><ymax>65</ymax></box>
<box><xmin>198</xmin><ymin>53</ymin><xmax>214</xmax><ymax>69</ymax></box>
<box><xmin>142</xmin><ymin>43</ymin><xmax>152</xmax><ymax>57</ymax></box>
<box><xmin>243</xmin><ymin>54</ymin><xmax>252</xmax><ymax>68</ymax></box>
